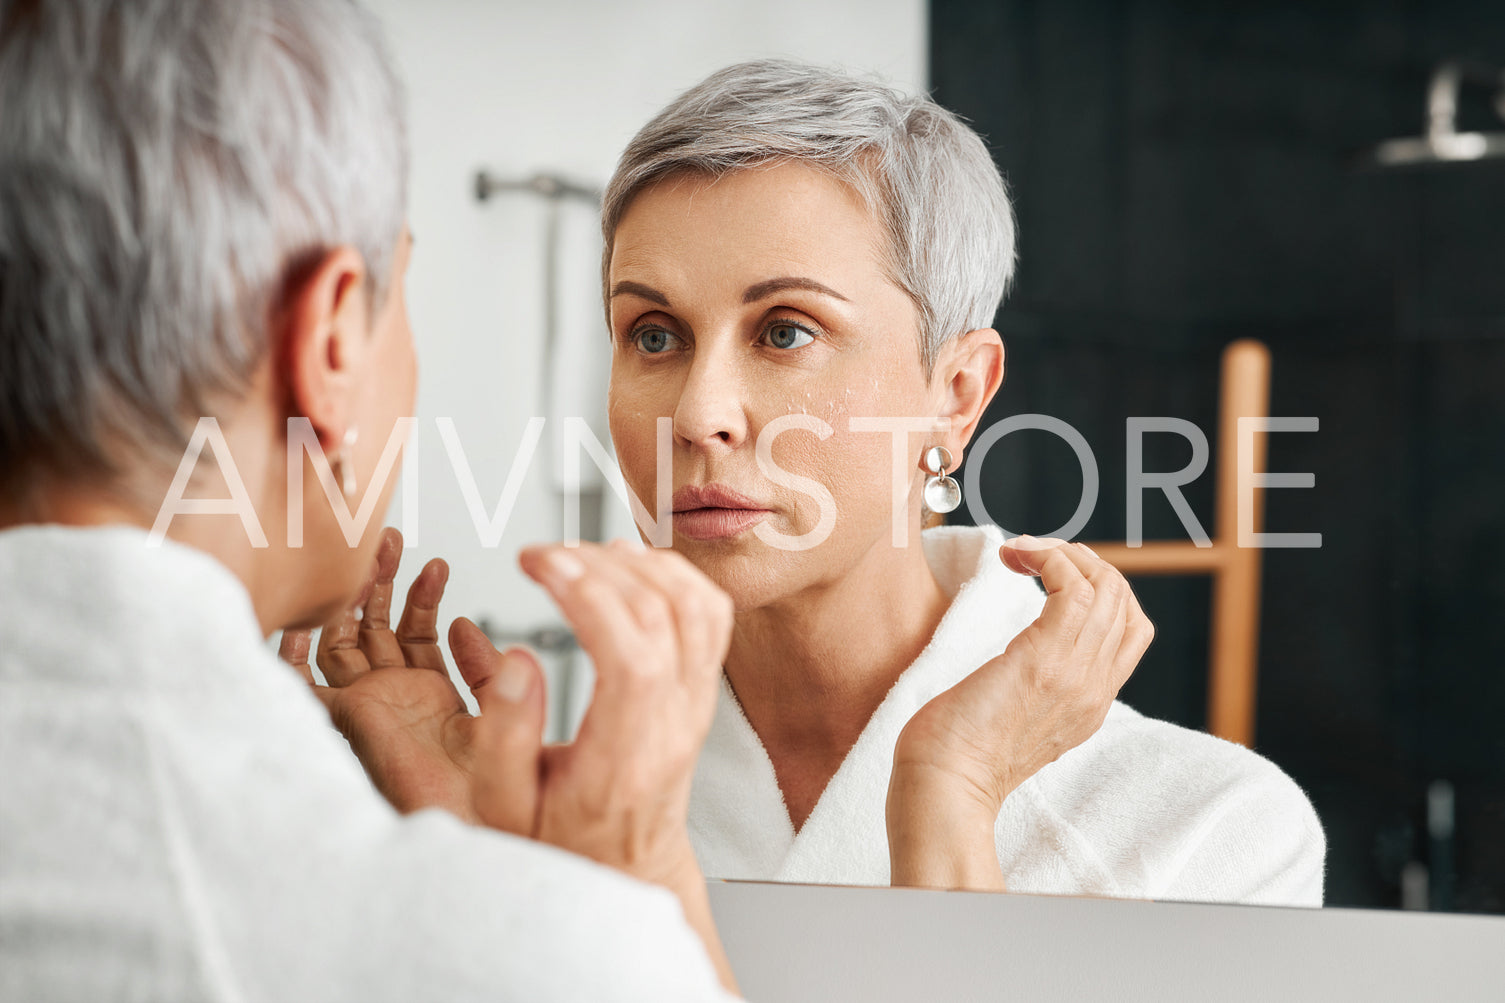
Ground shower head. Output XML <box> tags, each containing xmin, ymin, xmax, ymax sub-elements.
<box><xmin>1367</xmin><ymin>131</ymin><xmax>1505</xmax><ymax>167</ymax></box>
<box><xmin>1359</xmin><ymin>60</ymin><xmax>1505</xmax><ymax>170</ymax></box>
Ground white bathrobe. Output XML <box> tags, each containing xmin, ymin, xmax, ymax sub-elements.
<box><xmin>0</xmin><ymin>526</ymin><xmax>733</xmax><ymax>1002</ymax></box>
<box><xmin>688</xmin><ymin>526</ymin><xmax>1326</xmax><ymax>908</ymax></box>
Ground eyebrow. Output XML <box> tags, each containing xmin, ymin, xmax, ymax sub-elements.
<box><xmin>609</xmin><ymin>280</ymin><xmax>670</xmax><ymax>306</ymax></box>
<box><xmin>742</xmin><ymin>276</ymin><xmax>849</xmax><ymax>304</ymax></box>
<box><xmin>609</xmin><ymin>276</ymin><xmax>852</xmax><ymax>309</ymax></box>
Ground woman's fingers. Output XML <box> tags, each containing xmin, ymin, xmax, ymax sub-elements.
<box><xmin>999</xmin><ymin>536</ymin><xmax>1146</xmax><ymax>708</ymax></box>
<box><xmin>512</xmin><ymin>545</ymin><xmax>713</xmax><ymax>887</ymax></box>
<box><xmin>316</xmin><ymin>602</ymin><xmax>369</xmax><ymax>686</ymax></box>
<box><xmin>1090</xmin><ymin>583</ymin><xmax>1131</xmax><ymax>707</ymax></box>
<box><xmin>575</xmin><ymin>543</ymin><xmax>678</xmax><ymax>647</ymax></box>
<box><xmin>357</xmin><ymin>528</ymin><xmax>407</xmax><ymax>669</ymax></box>
<box><xmin>1057</xmin><ymin>546</ymin><xmax>1128</xmax><ymax>658</ymax></box>
<box><xmin>1002</xmin><ymin>538</ymin><xmax>1138</xmax><ymax>655</ymax></box>
<box><xmin>603</xmin><ymin>539</ymin><xmax>733</xmax><ymax>689</ymax></box>
<box><xmin>450</xmin><ymin>617</ymin><xmax>546</xmax><ymax>837</ymax></box>
<box><xmin>277</xmin><ymin>628</ymin><xmax>316</xmax><ymax>684</ymax></box>
<box><xmin>519</xmin><ymin>544</ymin><xmax>653</xmax><ymax>684</ymax></box>
<box><xmin>449</xmin><ymin>617</ymin><xmax>517</xmax><ymax>691</ymax></box>
<box><xmin>396</xmin><ymin>557</ymin><xmax>450</xmax><ymax>674</ymax></box>
<box><xmin>1056</xmin><ymin>544</ymin><xmax>1152</xmax><ymax>691</ymax></box>
<box><xmin>1114</xmin><ymin>589</ymin><xmax>1155</xmax><ymax>688</ymax></box>
<box><xmin>999</xmin><ymin>537</ymin><xmax>1095</xmax><ymax>647</ymax></box>
<box><xmin>311</xmin><ymin>547</ymin><xmax>382</xmax><ymax>686</ymax></box>
<box><xmin>514</xmin><ymin>540</ymin><xmax>730</xmax><ymax>746</ymax></box>
<box><xmin>519</xmin><ymin>543</ymin><xmax>688</xmax><ymax>757</ymax></box>
<box><xmin>896</xmin><ymin>537</ymin><xmax>1154</xmax><ymax>825</ymax></box>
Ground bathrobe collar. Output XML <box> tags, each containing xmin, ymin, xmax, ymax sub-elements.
<box><xmin>687</xmin><ymin>524</ymin><xmax>1046</xmax><ymax>884</ymax></box>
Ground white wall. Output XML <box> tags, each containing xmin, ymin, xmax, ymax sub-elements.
<box><xmin>362</xmin><ymin>0</ymin><xmax>926</xmax><ymax>729</ymax></box>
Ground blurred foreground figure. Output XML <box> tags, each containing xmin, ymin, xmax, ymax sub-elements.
<box><xmin>0</xmin><ymin>1</ymin><xmax>737</xmax><ymax>998</ymax></box>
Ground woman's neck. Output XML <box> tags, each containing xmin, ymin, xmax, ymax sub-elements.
<box><xmin>723</xmin><ymin>536</ymin><xmax>951</xmax><ymax>830</ymax></box>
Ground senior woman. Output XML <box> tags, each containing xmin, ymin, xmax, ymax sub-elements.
<box><xmin>602</xmin><ymin>60</ymin><xmax>1325</xmax><ymax>905</ymax></box>
<box><xmin>0</xmin><ymin>1</ymin><xmax>739</xmax><ymax>998</ymax></box>
<box><xmin>313</xmin><ymin>61</ymin><xmax>1325</xmax><ymax>906</ymax></box>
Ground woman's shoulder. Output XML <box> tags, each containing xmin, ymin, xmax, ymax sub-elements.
<box><xmin>1003</xmin><ymin>704</ymin><xmax>1325</xmax><ymax>904</ymax></box>
<box><xmin>1069</xmin><ymin>702</ymin><xmax>1314</xmax><ymax>810</ymax></box>
<box><xmin>1010</xmin><ymin>702</ymin><xmax>1325</xmax><ymax>900</ymax></box>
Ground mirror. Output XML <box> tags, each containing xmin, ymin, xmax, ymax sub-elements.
<box><xmin>364</xmin><ymin>0</ymin><xmax>1504</xmax><ymax>914</ymax></box>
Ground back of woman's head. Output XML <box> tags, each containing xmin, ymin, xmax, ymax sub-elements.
<box><xmin>0</xmin><ymin>0</ymin><xmax>407</xmax><ymax>496</ymax></box>
<box><xmin>602</xmin><ymin>58</ymin><xmax>1016</xmax><ymax>374</ymax></box>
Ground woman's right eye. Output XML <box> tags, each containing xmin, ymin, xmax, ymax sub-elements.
<box><xmin>632</xmin><ymin>327</ymin><xmax>681</xmax><ymax>354</ymax></box>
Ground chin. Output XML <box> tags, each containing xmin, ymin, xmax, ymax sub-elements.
<box><xmin>671</xmin><ymin>539</ymin><xmax>806</xmax><ymax>613</ymax></box>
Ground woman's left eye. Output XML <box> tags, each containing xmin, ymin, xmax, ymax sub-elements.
<box><xmin>630</xmin><ymin>326</ymin><xmax>681</xmax><ymax>354</ymax></box>
<box><xmin>763</xmin><ymin>322</ymin><xmax>815</xmax><ymax>350</ymax></box>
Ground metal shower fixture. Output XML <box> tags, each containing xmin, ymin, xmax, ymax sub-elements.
<box><xmin>473</xmin><ymin>170</ymin><xmax>602</xmax><ymax>204</ymax></box>
<box><xmin>1362</xmin><ymin>60</ymin><xmax>1505</xmax><ymax>168</ymax></box>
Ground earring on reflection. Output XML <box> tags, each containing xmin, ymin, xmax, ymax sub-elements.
<box><xmin>336</xmin><ymin>426</ymin><xmax>359</xmax><ymax>498</ymax></box>
<box><xmin>921</xmin><ymin>445</ymin><xmax>961</xmax><ymax>515</ymax></box>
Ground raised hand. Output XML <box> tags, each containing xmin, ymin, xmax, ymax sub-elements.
<box><xmin>282</xmin><ymin>531</ymin><xmax>736</xmax><ymax>989</ymax></box>
<box><xmin>282</xmin><ymin>529</ymin><xmax>733</xmax><ymax>866</ymax></box>
<box><xmin>509</xmin><ymin>539</ymin><xmax>736</xmax><ymax>990</ymax></box>
<box><xmin>278</xmin><ymin>527</ymin><xmax>544</xmax><ymax>826</ymax></box>
<box><xmin>886</xmin><ymin>536</ymin><xmax>1154</xmax><ymax>890</ymax></box>
<box><xmin>455</xmin><ymin>539</ymin><xmax>732</xmax><ymax>882</ymax></box>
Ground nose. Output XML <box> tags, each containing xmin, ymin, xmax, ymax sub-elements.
<box><xmin>673</xmin><ymin>346</ymin><xmax>748</xmax><ymax>451</ymax></box>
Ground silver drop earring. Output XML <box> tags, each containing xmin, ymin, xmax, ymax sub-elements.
<box><xmin>337</xmin><ymin>427</ymin><xmax>359</xmax><ymax>498</ymax></box>
<box><xmin>921</xmin><ymin>445</ymin><xmax>962</xmax><ymax>515</ymax></box>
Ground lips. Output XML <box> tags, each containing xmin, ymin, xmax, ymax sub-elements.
<box><xmin>671</xmin><ymin>484</ymin><xmax>771</xmax><ymax>541</ymax></box>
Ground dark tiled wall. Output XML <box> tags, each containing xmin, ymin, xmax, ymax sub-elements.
<box><xmin>932</xmin><ymin>0</ymin><xmax>1505</xmax><ymax>911</ymax></box>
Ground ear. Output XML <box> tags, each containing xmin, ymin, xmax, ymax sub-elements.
<box><xmin>275</xmin><ymin>247</ymin><xmax>372</xmax><ymax>453</ymax></box>
<box><xmin>931</xmin><ymin>328</ymin><xmax>1005</xmax><ymax>460</ymax></box>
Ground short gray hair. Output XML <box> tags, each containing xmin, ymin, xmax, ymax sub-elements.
<box><xmin>0</xmin><ymin>0</ymin><xmax>407</xmax><ymax>490</ymax></box>
<box><xmin>602</xmin><ymin>59</ymin><xmax>1015</xmax><ymax>373</ymax></box>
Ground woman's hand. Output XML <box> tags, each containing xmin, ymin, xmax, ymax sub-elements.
<box><xmin>511</xmin><ymin>539</ymin><xmax>735</xmax><ymax>990</ymax></box>
<box><xmin>507</xmin><ymin>540</ymin><xmax>732</xmax><ymax>885</ymax></box>
<box><xmin>886</xmin><ymin>536</ymin><xmax>1154</xmax><ymax>890</ymax></box>
<box><xmin>278</xmin><ymin>528</ymin><xmax>529</xmax><ymax>825</ymax></box>
<box><xmin>281</xmin><ymin>530</ymin><xmax>738</xmax><ymax>991</ymax></box>
<box><xmin>282</xmin><ymin>530</ymin><xmax>733</xmax><ymax>867</ymax></box>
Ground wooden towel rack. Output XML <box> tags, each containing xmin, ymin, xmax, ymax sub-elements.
<box><xmin>1084</xmin><ymin>339</ymin><xmax>1272</xmax><ymax>747</ymax></box>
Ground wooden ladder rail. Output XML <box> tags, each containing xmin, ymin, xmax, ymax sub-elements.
<box><xmin>1084</xmin><ymin>339</ymin><xmax>1272</xmax><ymax>748</ymax></box>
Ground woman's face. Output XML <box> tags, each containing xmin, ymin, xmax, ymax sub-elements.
<box><xmin>607</xmin><ymin>163</ymin><xmax>941</xmax><ymax>609</ymax></box>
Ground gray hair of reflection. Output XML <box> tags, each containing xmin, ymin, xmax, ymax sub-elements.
<box><xmin>601</xmin><ymin>58</ymin><xmax>1016</xmax><ymax>374</ymax></box>
<box><xmin>0</xmin><ymin>0</ymin><xmax>407</xmax><ymax>490</ymax></box>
